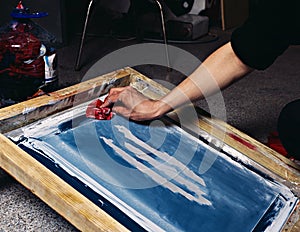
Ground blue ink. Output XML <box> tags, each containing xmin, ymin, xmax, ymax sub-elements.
<box><xmin>15</xmin><ymin>115</ymin><xmax>298</xmax><ymax>232</ymax></box>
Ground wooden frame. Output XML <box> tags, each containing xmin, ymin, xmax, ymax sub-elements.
<box><xmin>0</xmin><ymin>67</ymin><xmax>300</xmax><ymax>231</ymax></box>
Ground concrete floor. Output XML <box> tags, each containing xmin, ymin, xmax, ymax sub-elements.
<box><xmin>1</xmin><ymin>25</ymin><xmax>300</xmax><ymax>231</ymax></box>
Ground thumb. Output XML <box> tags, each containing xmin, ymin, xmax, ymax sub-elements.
<box><xmin>100</xmin><ymin>96</ymin><xmax>113</xmax><ymax>108</ymax></box>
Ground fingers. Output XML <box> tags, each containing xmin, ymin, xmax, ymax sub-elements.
<box><xmin>100</xmin><ymin>100</ymin><xmax>110</xmax><ymax>108</ymax></box>
<box><xmin>100</xmin><ymin>86</ymin><xmax>154</xmax><ymax>121</ymax></box>
<box><xmin>100</xmin><ymin>86</ymin><xmax>130</xmax><ymax>108</ymax></box>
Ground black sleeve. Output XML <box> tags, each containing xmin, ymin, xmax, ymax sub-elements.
<box><xmin>231</xmin><ymin>0</ymin><xmax>297</xmax><ymax>70</ymax></box>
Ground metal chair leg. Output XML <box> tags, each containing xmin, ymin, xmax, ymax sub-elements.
<box><xmin>154</xmin><ymin>0</ymin><xmax>171</xmax><ymax>70</ymax></box>
<box><xmin>75</xmin><ymin>0</ymin><xmax>170</xmax><ymax>71</ymax></box>
<box><xmin>75</xmin><ymin>0</ymin><xmax>95</xmax><ymax>71</ymax></box>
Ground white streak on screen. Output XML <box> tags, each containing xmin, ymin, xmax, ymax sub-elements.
<box><xmin>115</xmin><ymin>125</ymin><xmax>206</xmax><ymax>186</ymax></box>
<box><xmin>102</xmin><ymin>137</ymin><xmax>211</xmax><ymax>206</ymax></box>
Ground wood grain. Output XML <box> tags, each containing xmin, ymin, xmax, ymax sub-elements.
<box><xmin>0</xmin><ymin>133</ymin><xmax>129</xmax><ymax>232</ymax></box>
<box><xmin>129</xmin><ymin>69</ymin><xmax>300</xmax><ymax>192</ymax></box>
<box><xmin>0</xmin><ymin>67</ymin><xmax>299</xmax><ymax>231</ymax></box>
<box><xmin>0</xmin><ymin>68</ymin><xmax>131</xmax><ymax>134</ymax></box>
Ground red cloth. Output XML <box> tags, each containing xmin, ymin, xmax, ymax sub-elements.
<box><xmin>86</xmin><ymin>98</ymin><xmax>113</xmax><ymax>120</ymax></box>
<box><xmin>266</xmin><ymin>131</ymin><xmax>288</xmax><ymax>157</ymax></box>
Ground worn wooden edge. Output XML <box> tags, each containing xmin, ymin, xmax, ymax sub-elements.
<box><xmin>197</xmin><ymin>115</ymin><xmax>300</xmax><ymax>184</ymax></box>
<box><xmin>130</xmin><ymin>68</ymin><xmax>300</xmax><ymax>182</ymax></box>
<box><xmin>129</xmin><ymin>69</ymin><xmax>300</xmax><ymax>186</ymax></box>
<box><xmin>0</xmin><ymin>68</ymin><xmax>132</xmax><ymax>134</ymax></box>
<box><xmin>283</xmin><ymin>204</ymin><xmax>300</xmax><ymax>232</ymax></box>
<box><xmin>129</xmin><ymin>69</ymin><xmax>300</xmax><ymax>230</ymax></box>
<box><xmin>0</xmin><ymin>133</ymin><xmax>129</xmax><ymax>232</ymax></box>
<box><xmin>195</xmin><ymin>115</ymin><xmax>300</xmax><ymax>231</ymax></box>
<box><xmin>1</xmin><ymin>67</ymin><xmax>300</xmax><ymax>230</ymax></box>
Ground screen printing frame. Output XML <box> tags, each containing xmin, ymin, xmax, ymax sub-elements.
<box><xmin>0</xmin><ymin>67</ymin><xmax>300</xmax><ymax>231</ymax></box>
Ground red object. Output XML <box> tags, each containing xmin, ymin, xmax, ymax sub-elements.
<box><xmin>0</xmin><ymin>24</ymin><xmax>44</xmax><ymax>78</ymax></box>
<box><xmin>16</xmin><ymin>1</ymin><xmax>24</xmax><ymax>9</ymax></box>
<box><xmin>228</xmin><ymin>133</ymin><xmax>257</xmax><ymax>150</ymax></box>
<box><xmin>86</xmin><ymin>98</ymin><xmax>113</xmax><ymax>120</ymax></box>
<box><xmin>266</xmin><ymin>131</ymin><xmax>288</xmax><ymax>157</ymax></box>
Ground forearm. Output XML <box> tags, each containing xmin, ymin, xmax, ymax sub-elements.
<box><xmin>106</xmin><ymin>42</ymin><xmax>253</xmax><ymax>121</ymax></box>
<box><xmin>155</xmin><ymin>42</ymin><xmax>253</xmax><ymax>115</ymax></box>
